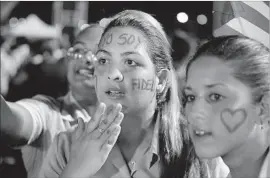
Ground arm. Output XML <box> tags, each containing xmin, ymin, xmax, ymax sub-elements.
<box><xmin>0</xmin><ymin>95</ymin><xmax>33</xmax><ymax>146</ymax></box>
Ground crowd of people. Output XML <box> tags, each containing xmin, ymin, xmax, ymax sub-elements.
<box><xmin>1</xmin><ymin>8</ymin><xmax>269</xmax><ymax>178</ymax></box>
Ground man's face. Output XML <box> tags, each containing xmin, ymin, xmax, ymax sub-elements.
<box><xmin>67</xmin><ymin>25</ymin><xmax>104</xmax><ymax>93</ymax></box>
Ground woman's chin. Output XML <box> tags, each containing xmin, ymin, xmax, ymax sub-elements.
<box><xmin>194</xmin><ymin>147</ymin><xmax>220</xmax><ymax>159</ymax></box>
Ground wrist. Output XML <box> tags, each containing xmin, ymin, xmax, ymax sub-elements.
<box><xmin>60</xmin><ymin>160</ymin><xmax>94</xmax><ymax>178</ymax></box>
<box><xmin>60</xmin><ymin>161</ymin><xmax>79</xmax><ymax>178</ymax></box>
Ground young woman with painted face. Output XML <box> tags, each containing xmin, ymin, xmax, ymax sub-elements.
<box><xmin>183</xmin><ymin>36</ymin><xmax>270</xmax><ymax>178</ymax></box>
<box><xmin>38</xmin><ymin>10</ymin><xmax>229</xmax><ymax>178</ymax></box>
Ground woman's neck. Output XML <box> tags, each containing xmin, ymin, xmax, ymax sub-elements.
<box><xmin>116</xmin><ymin>108</ymin><xmax>156</xmax><ymax>163</ymax></box>
<box><xmin>223</xmin><ymin>126</ymin><xmax>269</xmax><ymax>178</ymax></box>
<box><xmin>118</xmin><ymin>106</ymin><xmax>156</xmax><ymax>147</ymax></box>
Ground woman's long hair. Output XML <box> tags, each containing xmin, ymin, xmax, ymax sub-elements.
<box><xmin>100</xmin><ymin>10</ymin><xmax>210</xmax><ymax>178</ymax></box>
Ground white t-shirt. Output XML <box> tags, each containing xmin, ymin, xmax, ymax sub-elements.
<box><xmin>16</xmin><ymin>92</ymin><xmax>91</xmax><ymax>178</ymax></box>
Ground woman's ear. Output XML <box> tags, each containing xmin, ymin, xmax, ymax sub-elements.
<box><xmin>156</xmin><ymin>69</ymin><xmax>169</xmax><ymax>93</ymax></box>
<box><xmin>256</xmin><ymin>94</ymin><xmax>270</xmax><ymax>124</ymax></box>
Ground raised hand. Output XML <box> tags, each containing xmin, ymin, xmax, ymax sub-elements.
<box><xmin>60</xmin><ymin>103</ymin><xmax>124</xmax><ymax>178</ymax></box>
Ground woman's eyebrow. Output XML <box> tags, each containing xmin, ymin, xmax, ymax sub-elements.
<box><xmin>206</xmin><ymin>83</ymin><xmax>227</xmax><ymax>89</ymax></box>
<box><xmin>96</xmin><ymin>49</ymin><xmax>112</xmax><ymax>56</ymax></box>
<box><xmin>183</xmin><ymin>83</ymin><xmax>228</xmax><ymax>92</ymax></box>
<box><xmin>183</xmin><ymin>86</ymin><xmax>192</xmax><ymax>91</ymax></box>
<box><xmin>121</xmin><ymin>51</ymin><xmax>141</xmax><ymax>57</ymax></box>
<box><xmin>73</xmin><ymin>41</ymin><xmax>86</xmax><ymax>46</ymax></box>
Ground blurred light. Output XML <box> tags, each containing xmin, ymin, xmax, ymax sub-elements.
<box><xmin>53</xmin><ymin>49</ymin><xmax>64</xmax><ymax>60</ymax></box>
<box><xmin>9</xmin><ymin>17</ymin><xmax>18</xmax><ymax>27</ymax></box>
<box><xmin>32</xmin><ymin>54</ymin><xmax>44</xmax><ymax>65</ymax></box>
<box><xmin>197</xmin><ymin>14</ymin><xmax>208</xmax><ymax>25</ymax></box>
<box><xmin>80</xmin><ymin>24</ymin><xmax>90</xmax><ymax>31</ymax></box>
<box><xmin>78</xmin><ymin>20</ymin><xmax>87</xmax><ymax>29</ymax></box>
<box><xmin>99</xmin><ymin>18</ymin><xmax>111</xmax><ymax>28</ymax></box>
<box><xmin>18</xmin><ymin>18</ymin><xmax>26</xmax><ymax>24</ymax></box>
<box><xmin>177</xmin><ymin>12</ymin><xmax>188</xmax><ymax>23</ymax></box>
<box><xmin>2</xmin><ymin>156</ymin><xmax>16</xmax><ymax>165</ymax></box>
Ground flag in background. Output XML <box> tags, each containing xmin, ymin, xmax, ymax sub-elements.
<box><xmin>213</xmin><ymin>1</ymin><xmax>269</xmax><ymax>48</ymax></box>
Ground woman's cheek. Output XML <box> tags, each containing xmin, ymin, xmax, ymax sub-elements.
<box><xmin>211</xmin><ymin>104</ymin><xmax>224</xmax><ymax>117</ymax></box>
<box><xmin>210</xmin><ymin>103</ymin><xmax>227</xmax><ymax>125</ymax></box>
<box><xmin>184</xmin><ymin>104</ymin><xmax>192</xmax><ymax>117</ymax></box>
<box><xmin>94</xmin><ymin>65</ymin><xmax>107</xmax><ymax>77</ymax></box>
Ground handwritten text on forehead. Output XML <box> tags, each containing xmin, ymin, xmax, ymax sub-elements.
<box><xmin>100</xmin><ymin>33</ymin><xmax>142</xmax><ymax>50</ymax></box>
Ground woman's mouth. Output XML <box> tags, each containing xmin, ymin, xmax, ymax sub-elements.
<box><xmin>192</xmin><ymin>128</ymin><xmax>213</xmax><ymax>144</ymax></box>
<box><xmin>189</xmin><ymin>123</ymin><xmax>212</xmax><ymax>137</ymax></box>
<box><xmin>105</xmin><ymin>90</ymin><xmax>125</xmax><ymax>98</ymax></box>
<box><xmin>76</xmin><ymin>68</ymin><xmax>94</xmax><ymax>78</ymax></box>
<box><xmin>194</xmin><ymin>129</ymin><xmax>212</xmax><ymax>136</ymax></box>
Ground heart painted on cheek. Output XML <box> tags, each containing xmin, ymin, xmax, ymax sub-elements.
<box><xmin>220</xmin><ymin>108</ymin><xmax>247</xmax><ymax>133</ymax></box>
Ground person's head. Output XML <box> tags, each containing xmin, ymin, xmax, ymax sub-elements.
<box><xmin>94</xmin><ymin>10</ymin><xmax>208</xmax><ymax>178</ymax></box>
<box><xmin>184</xmin><ymin>35</ymin><xmax>270</xmax><ymax>159</ymax></box>
<box><xmin>95</xmin><ymin>10</ymin><xmax>176</xmax><ymax>114</ymax></box>
<box><xmin>66</xmin><ymin>24</ymin><xmax>104</xmax><ymax>96</ymax></box>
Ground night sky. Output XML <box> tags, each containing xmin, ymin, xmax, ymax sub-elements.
<box><xmin>7</xmin><ymin>1</ymin><xmax>213</xmax><ymax>37</ymax></box>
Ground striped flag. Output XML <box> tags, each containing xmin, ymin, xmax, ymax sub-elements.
<box><xmin>213</xmin><ymin>1</ymin><xmax>269</xmax><ymax>48</ymax></box>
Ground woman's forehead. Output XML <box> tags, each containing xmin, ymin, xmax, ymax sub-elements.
<box><xmin>189</xmin><ymin>56</ymin><xmax>229</xmax><ymax>75</ymax></box>
<box><xmin>186</xmin><ymin>56</ymin><xmax>254</xmax><ymax>99</ymax></box>
<box><xmin>101</xmin><ymin>27</ymin><xmax>146</xmax><ymax>45</ymax></box>
<box><xmin>187</xmin><ymin>56</ymin><xmax>234</xmax><ymax>87</ymax></box>
<box><xmin>99</xmin><ymin>27</ymin><xmax>149</xmax><ymax>54</ymax></box>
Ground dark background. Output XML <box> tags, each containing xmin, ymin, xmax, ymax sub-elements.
<box><xmin>4</xmin><ymin>1</ymin><xmax>213</xmax><ymax>36</ymax></box>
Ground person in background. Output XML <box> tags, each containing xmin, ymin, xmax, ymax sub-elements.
<box><xmin>0</xmin><ymin>23</ymin><xmax>104</xmax><ymax>178</ymax></box>
<box><xmin>183</xmin><ymin>36</ymin><xmax>270</xmax><ymax>178</ymax></box>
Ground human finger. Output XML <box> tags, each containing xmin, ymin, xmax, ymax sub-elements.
<box><xmin>96</xmin><ymin>103</ymin><xmax>122</xmax><ymax>135</ymax></box>
<box><xmin>100</xmin><ymin>125</ymin><xmax>121</xmax><ymax>153</ymax></box>
<box><xmin>90</xmin><ymin>104</ymin><xmax>122</xmax><ymax>139</ymax></box>
<box><xmin>99</xmin><ymin>112</ymin><xmax>124</xmax><ymax>143</ymax></box>
<box><xmin>85</xmin><ymin>102</ymin><xmax>106</xmax><ymax>133</ymax></box>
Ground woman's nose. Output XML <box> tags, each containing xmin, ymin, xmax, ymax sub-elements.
<box><xmin>190</xmin><ymin>111</ymin><xmax>208</xmax><ymax>121</ymax></box>
<box><xmin>108</xmin><ymin>68</ymin><xmax>123</xmax><ymax>82</ymax></box>
<box><xmin>190</xmin><ymin>100</ymin><xmax>210</xmax><ymax>121</ymax></box>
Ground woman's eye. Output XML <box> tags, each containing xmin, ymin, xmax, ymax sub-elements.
<box><xmin>125</xmin><ymin>59</ymin><xmax>138</xmax><ymax>66</ymax></box>
<box><xmin>73</xmin><ymin>47</ymin><xmax>85</xmax><ymax>53</ymax></box>
<box><xmin>98</xmin><ymin>58</ymin><xmax>108</xmax><ymax>65</ymax></box>
<box><xmin>209</xmin><ymin>93</ymin><xmax>224</xmax><ymax>102</ymax></box>
<box><xmin>185</xmin><ymin>95</ymin><xmax>195</xmax><ymax>103</ymax></box>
